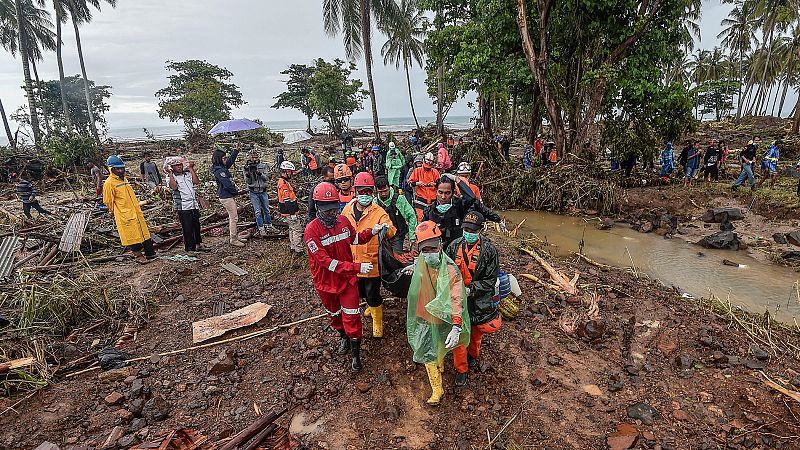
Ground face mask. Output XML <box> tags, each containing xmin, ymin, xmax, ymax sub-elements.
<box><xmin>357</xmin><ymin>194</ymin><xmax>373</xmax><ymax>206</ymax></box>
<box><xmin>423</xmin><ymin>252</ymin><xmax>441</xmax><ymax>266</ymax></box>
<box><xmin>463</xmin><ymin>231</ymin><xmax>480</xmax><ymax>244</ymax></box>
<box><xmin>317</xmin><ymin>209</ymin><xmax>338</xmax><ymax>228</ymax></box>
<box><xmin>436</xmin><ymin>203</ymin><xmax>453</xmax><ymax>213</ymax></box>
<box><xmin>423</xmin><ymin>163</ymin><xmax>432</xmax><ymax>169</ymax></box>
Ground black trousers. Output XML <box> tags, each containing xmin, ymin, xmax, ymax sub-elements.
<box><xmin>358</xmin><ymin>277</ymin><xmax>383</xmax><ymax>307</ymax></box>
<box><xmin>129</xmin><ymin>239</ymin><xmax>156</xmax><ymax>258</ymax></box>
<box><xmin>177</xmin><ymin>209</ymin><xmax>202</xmax><ymax>251</ymax></box>
<box><xmin>22</xmin><ymin>201</ymin><xmax>50</xmax><ymax>219</ymax></box>
<box><xmin>388</xmin><ymin>233</ymin><xmax>406</xmax><ymax>253</ymax></box>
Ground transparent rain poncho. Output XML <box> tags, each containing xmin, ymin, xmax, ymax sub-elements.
<box><xmin>406</xmin><ymin>252</ymin><xmax>471</xmax><ymax>365</ymax></box>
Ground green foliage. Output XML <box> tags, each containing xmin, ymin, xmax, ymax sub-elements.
<box><xmin>44</xmin><ymin>133</ymin><xmax>98</xmax><ymax>168</ymax></box>
<box><xmin>308</xmin><ymin>58</ymin><xmax>367</xmax><ymax>136</ymax></box>
<box><xmin>272</xmin><ymin>64</ymin><xmax>315</xmax><ymax>131</ymax></box>
<box><xmin>693</xmin><ymin>80</ymin><xmax>738</xmax><ymax>121</ymax></box>
<box><xmin>238</xmin><ymin>119</ymin><xmax>283</xmax><ymax>147</ymax></box>
<box><xmin>155</xmin><ymin>60</ymin><xmax>245</xmax><ymax>132</ymax></box>
<box><xmin>38</xmin><ymin>75</ymin><xmax>111</xmax><ymax>136</ymax></box>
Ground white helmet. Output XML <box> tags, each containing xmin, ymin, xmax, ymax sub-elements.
<box><xmin>279</xmin><ymin>161</ymin><xmax>296</xmax><ymax>171</ymax></box>
<box><xmin>424</xmin><ymin>152</ymin><xmax>435</xmax><ymax>164</ymax></box>
<box><xmin>457</xmin><ymin>161</ymin><xmax>472</xmax><ymax>174</ymax></box>
<box><xmin>388</xmin><ymin>141</ymin><xmax>396</xmax><ymax>149</ymax></box>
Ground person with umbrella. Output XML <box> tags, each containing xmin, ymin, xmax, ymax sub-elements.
<box><xmin>212</xmin><ymin>144</ymin><xmax>247</xmax><ymax>247</ymax></box>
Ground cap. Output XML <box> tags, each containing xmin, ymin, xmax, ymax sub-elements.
<box><xmin>463</xmin><ymin>211</ymin><xmax>485</xmax><ymax>229</ymax></box>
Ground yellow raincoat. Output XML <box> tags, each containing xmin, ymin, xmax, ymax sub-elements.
<box><xmin>103</xmin><ymin>173</ymin><xmax>151</xmax><ymax>246</ymax></box>
<box><xmin>342</xmin><ymin>200</ymin><xmax>396</xmax><ymax>278</ymax></box>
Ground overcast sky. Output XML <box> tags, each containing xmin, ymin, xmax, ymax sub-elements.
<box><xmin>0</xmin><ymin>0</ymin><xmax>795</xmax><ymax>135</ymax></box>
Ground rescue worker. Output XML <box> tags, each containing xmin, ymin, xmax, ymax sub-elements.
<box><xmin>423</xmin><ymin>175</ymin><xmax>503</xmax><ymax>250</ymax></box>
<box><xmin>277</xmin><ymin>161</ymin><xmax>304</xmax><ymax>255</ymax></box>
<box><xmin>12</xmin><ymin>173</ymin><xmax>52</xmax><ymax>219</ymax></box>
<box><xmin>404</xmin><ymin>154</ymin><xmax>423</xmax><ymax>205</ymax></box>
<box><xmin>437</xmin><ymin>142</ymin><xmax>452</xmax><ymax>171</ymax></box>
<box><xmin>333</xmin><ymin>164</ymin><xmax>355</xmax><ymax>212</ymax></box>
<box><xmin>405</xmin><ymin>221</ymin><xmax>469</xmax><ymax>405</ymax></box>
<box><xmin>308</xmin><ymin>166</ymin><xmax>336</xmax><ymax>221</ymax></box>
<box><xmin>342</xmin><ymin>172</ymin><xmax>395</xmax><ymax>338</ymax></box>
<box><xmin>660</xmin><ymin>142</ymin><xmax>675</xmax><ymax>182</ymax></box>
<box><xmin>243</xmin><ymin>149</ymin><xmax>277</xmax><ymax>237</ymax></box>
<box><xmin>455</xmin><ymin>162</ymin><xmax>482</xmax><ymax>202</ymax></box>
<box><xmin>302</xmin><ymin>147</ymin><xmax>321</xmax><ymax>176</ymax></box>
<box><xmin>375</xmin><ymin>175</ymin><xmax>417</xmax><ymax>253</ymax></box>
<box><xmin>446</xmin><ymin>211</ymin><xmax>501</xmax><ymax>386</ymax></box>
<box><xmin>166</xmin><ymin>156</ymin><xmax>210</xmax><ymax>253</ymax></box>
<box><xmin>346</xmin><ymin>148</ymin><xmax>359</xmax><ymax>174</ymax></box>
<box><xmin>89</xmin><ymin>162</ymin><xmax>104</xmax><ymax>197</ymax></box>
<box><xmin>386</xmin><ymin>142</ymin><xmax>405</xmax><ymax>188</ymax></box>
<box><xmin>305</xmin><ymin>183</ymin><xmax>387</xmax><ymax>371</ymax></box>
<box><xmin>212</xmin><ymin>144</ymin><xmax>247</xmax><ymax>247</ymax></box>
<box><xmin>103</xmin><ymin>155</ymin><xmax>156</xmax><ymax>264</ymax></box>
<box><xmin>140</xmin><ymin>151</ymin><xmax>162</xmax><ymax>189</ymax></box>
<box><xmin>408</xmin><ymin>152</ymin><xmax>440</xmax><ymax>221</ymax></box>
<box><xmin>757</xmin><ymin>139</ymin><xmax>782</xmax><ymax>189</ymax></box>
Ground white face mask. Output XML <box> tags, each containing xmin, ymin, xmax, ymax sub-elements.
<box><xmin>423</xmin><ymin>252</ymin><xmax>441</xmax><ymax>266</ymax></box>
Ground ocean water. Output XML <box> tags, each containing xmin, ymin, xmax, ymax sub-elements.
<box><xmin>103</xmin><ymin>115</ymin><xmax>475</xmax><ymax>142</ymax></box>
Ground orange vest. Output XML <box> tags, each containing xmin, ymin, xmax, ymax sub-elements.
<box><xmin>549</xmin><ymin>150</ymin><xmax>558</xmax><ymax>163</ymax></box>
<box><xmin>277</xmin><ymin>178</ymin><xmax>298</xmax><ymax>216</ymax></box>
<box><xmin>408</xmin><ymin>166</ymin><xmax>440</xmax><ymax>204</ymax></box>
<box><xmin>342</xmin><ymin>200</ymin><xmax>396</xmax><ymax>278</ymax></box>
<box><xmin>454</xmin><ymin>239</ymin><xmax>481</xmax><ymax>286</ymax></box>
<box><xmin>309</xmin><ymin>157</ymin><xmax>318</xmax><ymax>170</ymax></box>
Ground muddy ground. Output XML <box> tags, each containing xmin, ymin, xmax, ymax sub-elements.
<box><xmin>2</xmin><ymin>223</ymin><xmax>800</xmax><ymax>449</ymax></box>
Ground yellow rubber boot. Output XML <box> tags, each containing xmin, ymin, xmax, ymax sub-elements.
<box><xmin>371</xmin><ymin>305</ymin><xmax>384</xmax><ymax>338</ymax></box>
<box><xmin>363</xmin><ymin>306</ymin><xmax>371</xmax><ymax>317</ymax></box>
<box><xmin>425</xmin><ymin>363</ymin><xmax>444</xmax><ymax>405</ymax></box>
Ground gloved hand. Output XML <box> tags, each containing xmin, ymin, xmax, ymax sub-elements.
<box><xmin>400</xmin><ymin>262</ymin><xmax>416</xmax><ymax>275</ymax></box>
<box><xmin>371</xmin><ymin>223</ymin><xmax>388</xmax><ymax>235</ymax></box>
<box><xmin>465</xmin><ymin>286</ymin><xmax>471</xmax><ymax>297</ymax></box>
<box><xmin>443</xmin><ymin>172</ymin><xmax>456</xmax><ymax>181</ymax></box>
<box><xmin>359</xmin><ymin>262</ymin><xmax>374</xmax><ymax>274</ymax></box>
<box><xmin>444</xmin><ymin>325</ymin><xmax>462</xmax><ymax>349</ymax></box>
<box><xmin>499</xmin><ymin>221</ymin><xmax>508</xmax><ymax>233</ymax></box>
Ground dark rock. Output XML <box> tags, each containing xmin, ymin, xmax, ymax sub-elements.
<box><xmin>719</xmin><ymin>220</ymin><xmax>735</xmax><ymax>231</ymax></box>
<box><xmin>207</xmin><ymin>350</ymin><xmax>235</xmax><ymax>375</ymax></box>
<box><xmin>773</xmin><ymin>233</ymin><xmax>788</xmax><ymax>244</ymax></box>
<box><xmin>675</xmin><ymin>354</ymin><xmax>695</xmax><ymax>370</ymax></box>
<box><xmin>130</xmin><ymin>379</ymin><xmax>145</xmax><ymax>398</ymax></box>
<box><xmin>626</xmin><ymin>402</ymin><xmax>660</xmax><ymax>425</ymax></box>
<box><xmin>750</xmin><ymin>344</ymin><xmax>769</xmax><ymax>361</ymax></box>
<box><xmin>701</xmin><ymin>208</ymin><xmax>744</xmax><ymax>223</ymax></box>
<box><xmin>598</xmin><ymin>218</ymin><xmax>615</xmax><ymax>230</ymax></box>
<box><xmin>117</xmin><ymin>435</ymin><xmax>138</xmax><ymax>447</ymax></box>
<box><xmin>608</xmin><ymin>381</ymin><xmax>624</xmax><ymax>392</ymax></box>
<box><xmin>129</xmin><ymin>418</ymin><xmax>147</xmax><ymax>432</ymax></box>
<box><xmin>787</xmin><ymin>231</ymin><xmax>800</xmax><ymax>247</ymax></box>
<box><xmin>781</xmin><ymin>251</ymin><xmax>800</xmax><ymax>262</ymax></box>
<box><xmin>742</xmin><ymin>358</ymin><xmax>767</xmax><ymax>369</ymax></box>
<box><xmin>292</xmin><ymin>383</ymin><xmax>315</xmax><ymax>400</ymax></box>
<box><xmin>128</xmin><ymin>398</ymin><xmax>144</xmax><ymax>417</ymax></box>
<box><xmin>698</xmin><ymin>231</ymin><xmax>744</xmax><ymax>251</ymax></box>
<box><xmin>546</xmin><ymin>355</ymin><xmax>562</xmax><ymax>366</ymax></box>
<box><xmin>142</xmin><ymin>397</ymin><xmax>170</xmax><ymax>423</ymax></box>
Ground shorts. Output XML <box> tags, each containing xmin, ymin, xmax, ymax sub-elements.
<box><xmin>685</xmin><ymin>166</ymin><xmax>698</xmax><ymax>178</ymax></box>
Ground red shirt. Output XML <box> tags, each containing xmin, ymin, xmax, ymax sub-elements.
<box><xmin>304</xmin><ymin>216</ymin><xmax>374</xmax><ymax>294</ymax></box>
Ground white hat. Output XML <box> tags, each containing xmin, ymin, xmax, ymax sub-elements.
<box><xmin>424</xmin><ymin>152</ymin><xmax>435</xmax><ymax>163</ymax></box>
<box><xmin>279</xmin><ymin>161</ymin><xmax>296</xmax><ymax>171</ymax></box>
<box><xmin>457</xmin><ymin>162</ymin><xmax>472</xmax><ymax>174</ymax></box>
<box><xmin>388</xmin><ymin>141</ymin><xmax>396</xmax><ymax>149</ymax></box>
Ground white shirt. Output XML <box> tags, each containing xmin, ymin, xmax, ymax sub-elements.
<box><xmin>171</xmin><ymin>172</ymin><xmax>198</xmax><ymax>211</ymax></box>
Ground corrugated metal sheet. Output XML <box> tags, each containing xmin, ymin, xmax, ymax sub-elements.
<box><xmin>0</xmin><ymin>237</ymin><xmax>18</xmax><ymax>280</ymax></box>
<box><xmin>59</xmin><ymin>210</ymin><xmax>90</xmax><ymax>252</ymax></box>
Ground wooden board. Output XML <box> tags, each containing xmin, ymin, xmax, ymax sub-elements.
<box><xmin>59</xmin><ymin>210</ymin><xmax>90</xmax><ymax>252</ymax></box>
<box><xmin>221</xmin><ymin>263</ymin><xmax>248</xmax><ymax>276</ymax></box>
<box><xmin>0</xmin><ymin>356</ymin><xmax>36</xmax><ymax>374</ymax></box>
<box><xmin>191</xmin><ymin>302</ymin><xmax>271</xmax><ymax>343</ymax></box>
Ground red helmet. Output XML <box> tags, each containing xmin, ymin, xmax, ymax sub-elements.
<box><xmin>313</xmin><ymin>182</ymin><xmax>339</xmax><ymax>202</ymax></box>
<box><xmin>353</xmin><ymin>172</ymin><xmax>374</xmax><ymax>188</ymax></box>
<box><xmin>333</xmin><ymin>164</ymin><xmax>352</xmax><ymax>179</ymax></box>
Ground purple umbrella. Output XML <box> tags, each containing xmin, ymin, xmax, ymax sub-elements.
<box><xmin>208</xmin><ymin>119</ymin><xmax>263</xmax><ymax>136</ymax></box>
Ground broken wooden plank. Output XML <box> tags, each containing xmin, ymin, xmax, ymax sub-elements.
<box><xmin>221</xmin><ymin>263</ymin><xmax>248</xmax><ymax>277</ymax></box>
<box><xmin>192</xmin><ymin>302</ymin><xmax>272</xmax><ymax>343</ymax></box>
<box><xmin>0</xmin><ymin>357</ymin><xmax>36</xmax><ymax>374</ymax></box>
<box><xmin>58</xmin><ymin>210</ymin><xmax>90</xmax><ymax>252</ymax></box>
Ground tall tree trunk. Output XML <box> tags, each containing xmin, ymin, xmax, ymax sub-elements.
<box><xmin>16</xmin><ymin>0</ymin><xmax>42</xmax><ymax>146</ymax></box>
<box><xmin>404</xmin><ymin>61</ymin><xmax>420</xmax><ymax>131</ymax></box>
<box><xmin>736</xmin><ymin>48</ymin><xmax>745</xmax><ymax>121</ymax></box>
<box><xmin>31</xmin><ymin>59</ymin><xmax>51</xmax><ymax>134</ymax></box>
<box><xmin>70</xmin><ymin>11</ymin><xmax>100</xmax><ymax>144</ymax></box>
<box><xmin>306</xmin><ymin>115</ymin><xmax>312</xmax><ymax>134</ymax></box>
<box><xmin>529</xmin><ymin>82</ymin><xmax>542</xmax><ymax>145</ymax></box>
<box><xmin>479</xmin><ymin>93</ymin><xmax>493</xmax><ymax>136</ymax></box>
<box><xmin>792</xmin><ymin>94</ymin><xmax>800</xmax><ymax>134</ymax></box>
<box><xmin>510</xmin><ymin>90</ymin><xmax>517</xmax><ymax>140</ymax></box>
<box><xmin>0</xmin><ymin>98</ymin><xmax>15</xmax><ymax>149</ymax></box>
<box><xmin>777</xmin><ymin>78</ymin><xmax>790</xmax><ymax>118</ymax></box>
<box><xmin>359</xmin><ymin>0</ymin><xmax>380</xmax><ymax>141</ymax></box>
<box><xmin>436</xmin><ymin>64</ymin><xmax>444</xmax><ymax>136</ymax></box>
<box><xmin>55</xmin><ymin>8</ymin><xmax>73</xmax><ymax>132</ymax></box>
<box><xmin>770</xmin><ymin>81</ymin><xmax>780</xmax><ymax>116</ymax></box>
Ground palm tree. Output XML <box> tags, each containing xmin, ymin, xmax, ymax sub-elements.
<box><xmin>688</xmin><ymin>49</ymin><xmax>711</xmax><ymax>86</ymax></box>
<box><xmin>380</xmin><ymin>0</ymin><xmax>425</xmax><ymax>130</ymax></box>
<box><xmin>51</xmin><ymin>0</ymin><xmax>71</xmax><ymax>130</ymax></box>
<box><xmin>679</xmin><ymin>0</ymin><xmax>703</xmax><ymax>51</ymax></box>
<box><xmin>778</xmin><ymin>23</ymin><xmax>800</xmax><ymax>117</ymax></box>
<box><xmin>323</xmin><ymin>0</ymin><xmax>399</xmax><ymax>141</ymax></box>
<box><xmin>718</xmin><ymin>0</ymin><xmax>759</xmax><ymax>119</ymax></box>
<box><xmin>66</xmin><ymin>0</ymin><xmax>116</xmax><ymax>144</ymax></box>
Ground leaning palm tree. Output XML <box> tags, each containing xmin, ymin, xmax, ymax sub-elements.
<box><xmin>50</xmin><ymin>0</ymin><xmax>71</xmax><ymax>130</ymax></box>
<box><xmin>380</xmin><ymin>0</ymin><xmax>425</xmax><ymax>130</ymax></box>
<box><xmin>66</xmin><ymin>0</ymin><xmax>117</xmax><ymax>144</ymax></box>
<box><xmin>323</xmin><ymin>0</ymin><xmax>399</xmax><ymax>141</ymax></box>
<box><xmin>718</xmin><ymin>0</ymin><xmax>759</xmax><ymax>119</ymax></box>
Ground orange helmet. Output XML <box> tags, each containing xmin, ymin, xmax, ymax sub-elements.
<box><xmin>353</xmin><ymin>172</ymin><xmax>374</xmax><ymax>188</ymax></box>
<box><xmin>333</xmin><ymin>164</ymin><xmax>352</xmax><ymax>179</ymax></box>
<box><xmin>415</xmin><ymin>221</ymin><xmax>442</xmax><ymax>246</ymax></box>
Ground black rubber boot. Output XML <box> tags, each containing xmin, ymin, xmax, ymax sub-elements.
<box><xmin>467</xmin><ymin>354</ymin><xmax>478</xmax><ymax>369</ymax></box>
<box><xmin>455</xmin><ymin>371</ymin><xmax>469</xmax><ymax>386</ymax></box>
<box><xmin>350</xmin><ymin>338</ymin><xmax>363</xmax><ymax>372</ymax></box>
<box><xmin>337</xmin><ymin>329</ymin><xmax>350</xmax><ymax>355</ymax></box>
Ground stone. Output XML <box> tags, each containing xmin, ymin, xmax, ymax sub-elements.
<box><xmin>33</xmin><ymin>442</ymin><xmax>60</xmax><ymax>450</ymax></box>
<box><xmin>673</xmin><ymin>410</ymin><xmax>690</xmax><ymax>421</ymax></box>
<box><xmin>100</xmin><ymin>426</ymin><xmax>125</xmax><ymax>449</ymax></box>
<box><xmin>598</xmin><ymin>218</ymin><xmax>615</xmax><ymax>230</ymax></box>
<box><xmin>117</xmin><ymin>435</ymin><xmax>138</xmax><ymax>447</ymax></box>
<box><xmin>292</xmin><ymin>383</ymin><xmax>315</xmax><ymax>400</ymax></box>
<box><xmin>750</xmin><ymin>344</ymin><xmax>769</xmax><ymax>361</ymax></box>
<box><xmin>675</xmin><ymin>354</ymin><xmax>694</xmax><ymax>370</ymax></box>
<box><xmin>701</xmin><ymin>208</ymin><xmax>744</xmax><ymax>223</ymax></box>
<box><xmin>626</xmin><ymin>402</ymin><xmax>660</xmax><ymax>425</ymax></box>
<box><xmin>207</xmin><ymin>351</ymin><xmax>236</xmax><ymax>375</ymax></box>
<box><xmin>98</xmin><ymin>367</ymin><xmax>133</xmax><ymax>384</ymax></box>
<box><xmin>787</xmin><ymin>231</ymin><xmax>800</xmax><ymax>247</ymax></box>
<box><xmin>606</xmin><ymin>423</ymin><xmax>639</xmax><ymax>450</ymax></box>
<box><xmin>142</xmin><ymin>397</ymin><xmax>170</xmax><ymax>423</ymax></box>
<box><xmin>129</xmin><ymin>417</ymin><xmax>147</xmax><ymax>432</ymax></box>
<box><xmin>657</xmin><ymin>340</ymin><xmax>677</xmax><ymax>357</ymax></box>
<box><xmin>355</xmin><ymin>381</ymin><xmax>372</xmax><ymax>393</ymax></box>
<box><xmin>149</xmin><ymin>355</ymin><xmax>161</xmax><ymax>364</ymax></box>
<box><xmin>104</xmin><ymin>391</ymin><xmax>124</xmax><ymax>406</ymax></box>
<box><xmin>698</xmin><ymin>231</ymin><xmax>744</xmax><ymax>251</ymax></box>
<box><xmin>128</xmin><ymin>398</ymin><xmax>144</xmax><ymax>417</ymax></box>
<box><xmin>743</xmin><ymin>358</ymin><xmax>767</xmax><ymax>369</ymax></box>
<box><xmin>130</xmin><ymin>379</ymin><xmax>145</xmax><ymax>398</ymax></box>
<box><xmin>204</xmin><ymin>385</ymin><xmax>221</xmax><ymax>396</ymax></box>
<box><xmin>546</xmin><ymin>355</ymin><xmax>562</xmax><ymax>366</ymax></box>
<box><xmin>773</xmin><ymin>233</ymin><xmax>789</xmax><ymax>244</ymax></box>
<box><xmin>608</xmin><ymin>381</ymin><xmax>624</xmax><ymax>392</ymax></box>
<box><xmin>581</xmin><ymin>384</ymin><xmax>603</xmax><ymax>397</ymax></box>
<box><xmin>640</xmin><ymin>222</ymin><xmax>653</xmax><ymax>233</ymax></box>
<box><xmin>531</xmin><ymin>368</ymin><xmax>547</xmax><ymax>386</ymax></box>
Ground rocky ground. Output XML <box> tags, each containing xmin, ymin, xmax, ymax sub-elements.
<box><xmin>2</xmin><ymin>226</ymin><xmax>800</xmax><ymax>449</ymax></box>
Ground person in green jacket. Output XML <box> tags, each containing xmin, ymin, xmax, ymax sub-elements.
<box><xmin>385</xmin><ymin>142</ymin><xmax>405</xmax><ymax>188</ymax></box>
<box><xmin>375</xmin><ymin>175</ymin><xmax>417</xmax><ymax>252</ymax></box>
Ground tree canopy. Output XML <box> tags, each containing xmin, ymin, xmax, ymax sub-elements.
<box><xmin>272</xmin><ymin>64</ymin><xmax>315</xmax><ymax>133</ymax></box>
<box><xmin>308</xmin><ymin>58</ymin><xmax>368</xmax><ymax>136</ymax></box>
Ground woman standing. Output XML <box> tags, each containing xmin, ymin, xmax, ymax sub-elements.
<box><xmin>212</xmin><ymin>144</ymin><xmax>247</xmax><ymax>247</ymax></box>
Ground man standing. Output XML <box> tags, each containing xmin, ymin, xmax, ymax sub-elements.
<box><xmin>732</xmin><ymin>141</ymin><xmax>758</xmax><ymax>191</ymax></box>
<box><xmin>244</xmin><ymin>149</ymin><xmax>277</xmax><ymax>237</ymax></box>
<box><xmin>446</xmin><ymin>211</ymin><xmax>501</xmax><ymax>386</ymax></box>
<box><xmin>342</xmin><ymin>172</ymin><xmax>395</xmax><ymax>339</ymax></box>
<box><xmin>302</xmin><ymin>148</ymin><xmax>321</xmax><ymax>176</ymax></box>
<box><xmin>305</xmin><ymin>183</ymin><xmax>384</xmax><ymax>372</ymax></box>
<box><xmin>660</xmin><ymin>143</ymin><xmax>675</xmax><ymax>182</ymax></box>
<box><xmin>684</xmin><ymin>141</ymin><xmax>701</xmax><ymax>187</ymax></box>
<box><xmin>385</xmin><ymin>142</ymin><xmax>405</xmax><ymax>188</ymax></box>
<box><xmin>166</xmin><ymin>156</ymin><xmax>209</xmax><ymax>253</ymax></box>
<box><xmin>333</xmin><ymin>164</ymin><xmax>355</xmax><ymax>212</ymax></box>
<box><xmin>139</xmin><ymin>151</ymin><xmax>162</xmax><ymax>189</ymax></box>
<box><xmin>757</xmin><ymin>139</ymin><xmax>782</xmax><ymax>189</ymax></box>
<box><xmin>308</xmin><ymin>166</ymin><xmax>336</xmax><ymax>221</ymax></box>
<box><xmin>89</xmin><ymin>162</ymin><xmax>104</xmax><ymax>197</ymax></box>
<box><xmin>703</xmin><ymin>140</ymin><xmax>720</xmax><ymax>187</ymax></box>
<box><xmin>501</xmin><ymin>136</ymin><xmax>511</xmax><ymax>161</ymax></box>
<box><xmin>103</xmin><ymin>155</ymin><xmax>156</xmax><ymax>264</ymax></box>
<box><xmin>277</xmin><ymin>161</ymin><xmax>304</xmax><ymax>255</ymax></box>
<box><xmin>375</xmin><ymin>175</ymin><xmax>417</xmax><ymax>252</ymax></box>
<box><xmin>12</xmin><ymin>173</ymin><xmax>52</xmax><ymax>219</ymax></box>
<box><xmin>455</xmin><ymin>162</ymin><xmax>482</xmax><ymax>202</ymax></box>
<box><xmin>408</xmin><ymin>152</ymin><xmax>441</xmax><ymax>220</ymax></box>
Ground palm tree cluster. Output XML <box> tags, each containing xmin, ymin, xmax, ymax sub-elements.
<box><xmin>0</xmin><ymin>0</ymin><xmax>116</xmax><ymax>149</ymax></box>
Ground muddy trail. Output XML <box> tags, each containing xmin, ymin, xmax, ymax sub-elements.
<box><xmin>2</xmin><ymin>231</ymin><xmax>800</xmax><ymax>449</ymax></box>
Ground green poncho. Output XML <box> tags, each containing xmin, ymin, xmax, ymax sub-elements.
<box><xmin>406</xmin><ymin>252</ymin><xmax>471</xmax><ymax>365</ymax></box>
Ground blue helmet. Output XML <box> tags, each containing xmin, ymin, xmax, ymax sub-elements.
<box><xmin>106</xmin><ymin>155</ymin><xmax>125</xmax><ymax>168</ymax></box>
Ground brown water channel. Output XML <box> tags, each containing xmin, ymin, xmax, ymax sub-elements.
<box><xmin>502</xmin><ymin>210</ymin><xmax>800</xmax><ymax>323</ymax></box>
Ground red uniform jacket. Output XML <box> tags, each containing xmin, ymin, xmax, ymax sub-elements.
<box><xmin>304</xmin><ymin>216</ymin><xmax>374</xmax><ymax>294</ymax></box>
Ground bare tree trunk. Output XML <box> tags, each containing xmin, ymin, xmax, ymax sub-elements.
<box><xmin>16</xmin><ymin>0</ymin><xmax>42</xmax><ymax>146</ymax></box>
<box><xmin>0</xmin><ymin>98</ymin><xmax>15</xmax><ymax>149</ymax></box>
<box><xmin>31</xmin><ymin>59</ymin><xmax>51</xmax><ymax>134</ymax></box>
<box><xmin>360</xmin><ymin>0</ymin><xmax>380</xmax><ymax>141</ymax></box>
<box><xmin>436</xmin><ymin>64</ymin><xmax>444</xmax><ymax>136</ymax></box>
<box><xmin>792</xmin><ymin>94</ymin><xmax>800</xmax><ymax>134</ymax></box>
<box><xmin>510</xmin><ymin>90</ymin><xmax>517</xmax><ymax>140</ymax></box>
<box><xmin>479</xmin><ymin>93</ymin><xmax>493</xmax><ymax>136</ymax></box>
<box><xmin>530</xmin><ymin>82</ymin><xmax>542</xmax><ymax>145</ymax></box>
<box><xmin>770</xmin><ymin>81</ymin><xmax>780</xmax><ymax>116</ymax></box>
<box><xmin>736</xmin><ymin>48</ymin><xmax>745</xmax><ymax>121</ymax></box>
<box><xmin>777</xmin><ymin>78</ymin><xmax>790</xmax><ymax>118</ymax></box>
<box><xmin>55</xmin><ymin>8</ymin><xmax>73</xmax><ymax>132</ymax></box>
<box><xmin>306</xmin><ymin>115</ymin><xmax>312</xmax><ymax>134</ymax></box>
<box><xmin>404</xmin><ymin>61</ymin><xmax>420</xmax><ymax>131</ymax></box>
<box><xmin>70</xmin><ymin>10</ymin><xmax>100</xmax><ymax>144</ymax></box>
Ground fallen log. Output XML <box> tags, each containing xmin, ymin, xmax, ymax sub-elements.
<box><xmin>11</xmin><ymin>246</ymin><xmax>45</xmax><ymax>269</ymax></box>
<box><xmin>519</xmin><ymin>247</ymin><xmax>579</xmax><ymax>295</ymax></box>
<box><xmin>218</xmin><ymin>407</ymin><xmax>287</xmax><ymax>450</ymax></box>
<box><xmin>242</xmin><ymin>423</ymin><xmax>278</xmax><ymax>450</ymax></box>
<box><xmin>0</xmin><ymin>357</ymin><xmax>35</xmax><ymax>374</ymax></box>
<box><xmin>518</xmin><ymin>273</ymin><xmax>562</xmax><ymax>292</ymax></box>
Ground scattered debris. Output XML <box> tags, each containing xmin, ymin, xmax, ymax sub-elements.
<box><xmin>192</xmin><ymin>302</ymin><xmax>272</xmax><ymax>343</ymax></box>
<box><xmin>221</xmin><ymin>262</ymin><xmax>248</xmax><ymax>276</ymax></box>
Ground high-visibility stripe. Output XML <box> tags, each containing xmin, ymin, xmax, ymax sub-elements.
<box><xmin>320</xmin><ymin>229</ymin><xmax>351</xmax><ymax>246</ymax></box>
<box><xmin>325</xmin><ymin>307</ymin><xmax>342</xmax><ymax>317</ymax></box>
<box><xmin>328</xmin><ymin>259</ymin><xmax>339</xmax><ymax>272</ymax></box>
<box><xmin>342</xmin><ymin>306</ymin><xmax>361</xmax><ymax>315</ymax></box>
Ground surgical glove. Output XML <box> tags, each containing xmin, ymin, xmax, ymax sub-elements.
<box><xmin>445</xmin><ymin>325</ymin><xmax>462</xmax><ymax>349</ymax></box>
<box><xmin>359</xmin><ymin>262</ymin><xmax>374</xmax><ymax>274</ymax></box>
<box><xmin>465</xmin><ymin>287</ymin><xmax>471</xmax><ymax>297</ymax></box>
<box><xmin>400</xmin><ymin>263</ymin><xmax>416</xmax><ymax>275</ymax></box>
<box><xmin>371</xmin><ymin>223</ymin><xmax>388</xmax><ymax>235</ymax></box>
<box><xmin>499</xmin><ymin>221</ymin><xmax>508</xmax><ymax>233</ymax></box>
